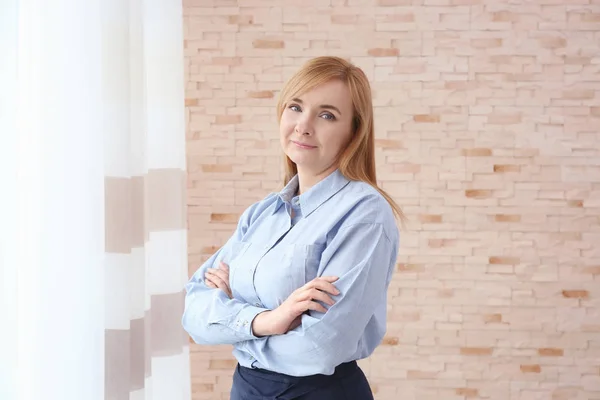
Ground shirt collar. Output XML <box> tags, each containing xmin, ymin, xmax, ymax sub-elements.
<box><xmin>276</xmin><ymin>169</ymin><xmax>350</xmax><ymax>218</ymax></box>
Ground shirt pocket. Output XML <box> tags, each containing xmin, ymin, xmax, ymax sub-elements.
<box><xmin>285</xmin><ymin>243</ymin><xmax>326</xmax><ymax>294</ymax></box>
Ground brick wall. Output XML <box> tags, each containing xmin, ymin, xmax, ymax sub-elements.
<box><xmin>184</xmin><ymin>1</ymin><xmax>600</xmax><ymax>399</ymax></box>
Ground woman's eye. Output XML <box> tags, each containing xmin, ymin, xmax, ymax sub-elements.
<box><xmin>287</xmin><ymin>104</ymin><xmax>335</xmax><ymax>120</ymax></box>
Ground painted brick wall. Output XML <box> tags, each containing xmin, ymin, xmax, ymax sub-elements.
<box><xmin>183</xmin><ymin>1</ymin><xmax>600</xmax><ymax>399</ymax></box>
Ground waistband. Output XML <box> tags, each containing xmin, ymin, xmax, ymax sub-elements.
<box><xmin>239</xmin><ymin>360</ymin><xmax>358</xmax><ymax>384</ymax></box>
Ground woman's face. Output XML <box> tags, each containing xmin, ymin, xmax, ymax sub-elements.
<box><xmin>279</xmin><ymin>79</ymin><xmax>354</xmax><ymax>176</ymax></box>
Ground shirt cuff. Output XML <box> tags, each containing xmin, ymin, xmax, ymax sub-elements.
<box><xmin>233</xmin><ymin>305</ymin><xmax>269</xmax><ymax>338</ymax></box>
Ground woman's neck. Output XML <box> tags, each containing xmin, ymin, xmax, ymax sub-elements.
<box><xmin>296</xmin><ymin>165</ymin><xmax>337</xmax><ymax>195</ymax></box>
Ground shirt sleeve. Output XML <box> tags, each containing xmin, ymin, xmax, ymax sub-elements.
<box><xmin>240</xmin><ymin>222</ymin><xmax>399</xmax><ymax>376</ymax></box>
<box><xmin>182</xmin><ymin>203</ymin><xmax>270</xmax><ymax>345</ymax></box>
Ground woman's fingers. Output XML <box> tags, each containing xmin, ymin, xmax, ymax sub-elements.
<box><xmin>205</xmin><ymin>279</ymin><xmax>217</xmax><ymax>288</ymax></box>
<box><xmin>270</xmin><ymin>277</ymin><xmax>340</xmax><ymax>334</ymax></box>
<box><xmin>305</xmin><ymin>277</ymin><xmax>340</xmax><ymax>296</ymax></box>
<box><xmin>287</xmin><ymin>299</ymin><xmax>326</xmax><ymax>315</ymax></box>
<box><xmin>205</xmin><ymin>268</ymin><xmax>232</xmax><ymax>298</ymax></box>
<box><xmin>289</xmin><ymin>287</ymin><xmax>339</xmax><ymax>315</ymax></box>
<box><xmin>207</xmin><ymin>267</ymin><xmax>229</xmax><ymax>283</ymax></box>
<box><xmin>300</xmin><ymin>288</ymin><xmax>335</xmax><ymax>306</ymax></box>
<box><xmin>320</xmin><ymin>276</ymin><xmax>339</xmax><ymax>282</ymax></box>
<box><xmin>293</xmin><ymin>278</ymin><xmax>339</xmax><ymax>304</ymax></box>
<box><xmin>205</xmin><ymin>273</ymin><xmax>225</xmax><ymax>289</ymax></box>
<box><xmin>205</xmin><ymin>269</ymin><xmax>225</xmax><ymax>286</ymax></box>
<box><xmin>285</xmin><ymin>276</ymin><xmax>342</xmax><ymax>315</ymax></box>
<box><xmin>300</xmin><ymin>300</ymin><xmax>327</xmax><ymax>314</ymax></box>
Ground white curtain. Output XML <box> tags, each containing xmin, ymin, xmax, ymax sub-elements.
<box><xmin>0</xmin><ymin>1</ymin><xmax>191</xmax><ymax>399</ymax></box>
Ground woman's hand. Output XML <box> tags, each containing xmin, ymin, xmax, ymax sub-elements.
<box><xmin>204</xmin><ymin>262</ymin><xmax>232</xmax><ymax>299</ymax></box>
<box><xmin>251</xmin><ymin>276</ymin><xmax>340</xmax><ymax>337</ymax></box>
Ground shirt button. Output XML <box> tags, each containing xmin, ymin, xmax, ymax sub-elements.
<box><xmin>255</xmin><ymin>303</ymin><xmax>260</xmax><ymax>307</ymax></box>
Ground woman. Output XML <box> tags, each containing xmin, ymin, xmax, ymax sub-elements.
<box><xmin>182</xmin><ymin>56</ymin><xmax>404</xmax><ymax>399</ymax></box>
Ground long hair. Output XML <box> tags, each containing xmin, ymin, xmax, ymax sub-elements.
<box><xmin>276</xmin><ymin>56</ymin><xmax>406</xmax><ymax>224</ymax></box>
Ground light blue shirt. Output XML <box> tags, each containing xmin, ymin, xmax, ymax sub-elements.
<box><xmin>182</xmin><ymin>169</ymin><xmax>400</xmax><ymax>376</ymax></box>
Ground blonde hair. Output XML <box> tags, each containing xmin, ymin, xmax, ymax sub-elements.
<box><xmin>276</xmin><ymin>56</ymin><xmax>406</xmax><ymax>224</ymax></box>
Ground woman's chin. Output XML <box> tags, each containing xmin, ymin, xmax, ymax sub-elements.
<box><xmin>289</xmin><ymin>156</ymin><xmax>315</xmax><ymax>169</ymax></box>
<box><xmin>286</xmin><ymin>150</ymin><xmax>313</xmax><ymax>166</ymax></box>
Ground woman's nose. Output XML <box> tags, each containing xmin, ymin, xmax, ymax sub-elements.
<box><xmin>295</xmin><ymin>116</ymin><xmax>313</xmax><ymax>136</ymax></box>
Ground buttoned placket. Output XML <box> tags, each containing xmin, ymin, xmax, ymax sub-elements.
<box><xmin>240</xmin><ymin>204</ymin><xmax>295</xmax><ymax>310</ymax></box>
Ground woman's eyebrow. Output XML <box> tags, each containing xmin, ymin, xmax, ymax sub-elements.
<box><xmin>291</xmin><ymin>98</ymin><xmax>342</xmax><ymax>116</ymax></box>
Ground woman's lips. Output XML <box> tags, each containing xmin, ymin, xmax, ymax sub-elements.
<box><xmin>292</xmin><ymin>140</ymin><xmax>317</xmax><ymax>149</ymax></box>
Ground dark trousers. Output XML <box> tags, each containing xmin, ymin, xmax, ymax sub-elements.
<box><xmin>230</xmin><ymin>360</ymin><xmax>374</xmax><ymax>400</ymax></box>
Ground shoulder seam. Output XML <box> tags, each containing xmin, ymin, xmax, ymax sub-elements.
<box><xmin>337</xmin><ymin>221</ymin><xmax>393</xmax><ymax>246</ymax></box>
